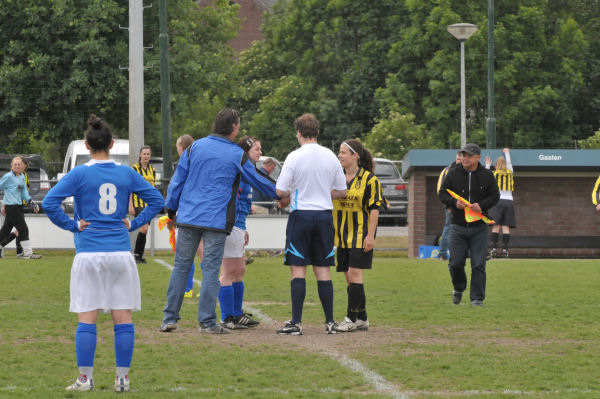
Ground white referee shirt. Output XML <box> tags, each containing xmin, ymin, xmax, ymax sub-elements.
<box><xmin>276</xmin><ymin>143</ymin><xmax>346</xmax><ymax>211</ymax></box>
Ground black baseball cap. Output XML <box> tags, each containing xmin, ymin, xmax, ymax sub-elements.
<box><xmin>460</xmin><ymin>143</ymin><xmax>481</xmax><ymax>155</ymax></box>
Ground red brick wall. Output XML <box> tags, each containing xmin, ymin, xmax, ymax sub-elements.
<box><xmin>230</xmin><ymin>0</ymin><xmax>266</xmax><ymax>54</ymax></box>
<box><xmin>198</xmin><ymin>0</ymin><xmax>268</xmax><ymax>54</ymax></box>
<box><xmin>409</xmin><ymin>173</ymin><xmax>600</xmax><ymax>258</ymax></box>
<box><xmin>408</xmin><ymin>171</ymin><xmax>427</xmax><ymax>257</ymax></box>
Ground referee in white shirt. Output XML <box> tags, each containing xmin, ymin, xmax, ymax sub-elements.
<box><xmin>275</xmin><ymin>113</ymin><xmax>347</xmax><ymax>335</ymax></box>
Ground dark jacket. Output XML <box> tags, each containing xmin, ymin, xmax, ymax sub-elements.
<box><xmin>438</xmin><ymin>163</ymin><xmax>500</xmax><ymax>227</ymax></box>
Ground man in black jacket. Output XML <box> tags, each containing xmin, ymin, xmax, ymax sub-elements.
<box><xmin>438</xmin><ymin>143</ymin><xmax>500</xmax><ymax>306</ymax></box>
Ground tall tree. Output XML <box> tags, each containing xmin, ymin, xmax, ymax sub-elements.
<box><xmin>233</xmin><ymin>0</ymin><xmax>593</xmax><ymax>156</ymax></box>
<box><xmin>230</xmin><ymin>0</ymin><xmax>406</xmax><ymax>157</ymax></box>
<box><xmin>0</xmin><ymin>0</ymin><xmax>239</xmax><ymax>160</ymax></box>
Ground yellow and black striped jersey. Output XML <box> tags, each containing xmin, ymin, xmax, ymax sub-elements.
<box><xmin>132</xmin><ymin>163</ymin><xmax>156</xmax><ymax>208</ymax></box>
<box><xmin>592</xmin><ymin>175</ymin><xmax>600</xmax><ymax>205</ymax></box>
<box><xmin>493</xmin><ymin>169</ymin><xmax>514</xmax><ymax>192</ymax></box>
<box><xmin>333</xmin><ymin>168</ymin><xmax>382</xmax><ymax>249</ymax></box>
<box><xmin>437</xmin><ymin>166</ymin><xmax>450</xmax><ymax>193</ymax></box>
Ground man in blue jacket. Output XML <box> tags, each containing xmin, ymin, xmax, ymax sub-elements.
<box><xmin>160</xmin><ymin>108</ymin><xmax>277</xmax><ymax>334</ymax></box>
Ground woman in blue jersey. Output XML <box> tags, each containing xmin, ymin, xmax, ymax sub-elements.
<box><xmin>217</xmin><ymin>135</ymin><xmax>273</xmax><ymax>329</ymax></box>
<box><xmin>42</xmin><ymin>115</ymin><xmax>164</xmax><ymax>392</ymax></box>
<box><xmin>0</xmin><ymin>155</ymin><xmax>42</xmax><ymax>259</ymax></box>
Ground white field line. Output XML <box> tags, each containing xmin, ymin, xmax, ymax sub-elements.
<box><xmin>152</xmin><ymin>258</ymin><xmax>404</xmax><ymax>398</ymax></box>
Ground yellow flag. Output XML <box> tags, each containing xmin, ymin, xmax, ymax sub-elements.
<box><xmin>446</xmin><ymin>189</ymin><xmax>495</xmax><ymax>224</ymax></box>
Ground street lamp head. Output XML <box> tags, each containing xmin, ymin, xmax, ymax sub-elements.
<box><xmin>447</xmin><ymin>23</ymin><xmax>478</xmax><ymax>41</ymax></box>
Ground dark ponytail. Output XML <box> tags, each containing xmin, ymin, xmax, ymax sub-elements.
<box><xmin>85</xmin><ymin>114</ymin><xmax>113</xmax><ymax>153</ymax></box>
<box><xmin>343</xmin><ymin>139</ymin><xmax>374</xmax><ymax>172</ymax></box>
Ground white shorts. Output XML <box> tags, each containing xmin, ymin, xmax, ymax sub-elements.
<box><xmin>223</xmin><ymin>226</ymin><xmax>245</xmax><ymax>259</ymax></box>
<box><xmin>70</xmin><ymin>251</ymin><xmax>141</xmax><ymax>313</ymax></box>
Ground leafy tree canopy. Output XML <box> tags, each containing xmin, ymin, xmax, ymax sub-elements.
<box><xmin>0</xmin><ymin>0</ymin><xmax>239</xmax><ymax>162</ymax></box>
<box><xmin>230</xmin><ymin>0</ymin><xmax>599</xmax><ymax>159</ymax></box>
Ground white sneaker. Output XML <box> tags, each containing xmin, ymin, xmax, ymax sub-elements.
<box><xmin>66</xmin><ymin>375</ymin><xmax>93</xmax><ymax>391</ymax></box>
<box><xmin>335</xmin><ymin>317</ymin><xmax>357</xmax><ymax>332</ymax></box>
<box><xmin>114</xmin><ymin>375</ymin><xmax>130</xmax><ymax>392</ymax></box>
<box><xmin>17</xmin><ymin>253</ymin><xmax>42</xmax><ymax>259</ymax></box>
<box><xmin>355</xmin><ymin>319</ymin><xmax>369</xmax><ymax>331</ymax></box>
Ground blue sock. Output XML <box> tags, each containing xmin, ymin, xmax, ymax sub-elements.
<box><xmin>114</xmin><ymin>323</ymin><xmax>135</xmax><ymax>368</ymax></box>
<box><xmin>218</xmin><ymin>285</ymin><xmax>234</xmax><ymax>321</ymax></box>
<box><xmin>317</xmin><ymin>280</ymin><xmax>334</xmax><ymax>323</ymax></box>
<box><xmin>186</xmin><ymin>262</ymin><xmax>195</xmax><ymax>292</ymax></box>
<box><xmin>232</xmin><ymin>281</ymin><xmax>244</xmax><ymax>317</ymax></box>
<box><xmin>75</xmin><ymin>322</ymin><xmax>97</xmax><ymax>367</ymax></box>
<box><xmin>291</xmin><ymin>278</ymin><xmax>306</xmax><ymax>325</ymax></box>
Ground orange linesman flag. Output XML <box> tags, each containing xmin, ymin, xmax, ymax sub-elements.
<box><xmin>158</xmin><ymin>215</ymin><xmax>177</xmax><ymax>252</ymax></box>
<box><xmin>446</xmin><ymin>189</ymin><xmax>495</xmax><ymax>224</ymax></box>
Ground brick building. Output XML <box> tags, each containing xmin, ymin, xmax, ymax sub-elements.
<box><xmin>199</xmin><ymin>0</ymin><xmax>276</xmax><ymax>54</ymax></box>
<box><xmin>402</xmin><ymin>149</ymin><xmax>600</xmax><ymax>258</ymax></box>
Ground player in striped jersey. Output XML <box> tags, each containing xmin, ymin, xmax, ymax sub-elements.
<box><xmin>129</xmin><ymin>146</ymin><xmax>156</xmax><ymax>264</ymax></box>
<box><xmin>436</xmin><ymin>151</ymin><xmax>462</xmax><ymax>260</ymax></box>
<box><xmin>42</xmin><ymin>115</ymin><xmax>164</xmax><ymax>392</ymax></box>
<box><xmin>333</xmin><ymin>139</ymin><xmax>382</xmax><ymax>332</ymax></box>
<box><xmin>485</xmin><ymin>148</ymin><xmax>516</xmax><ymax>258</ymax></box>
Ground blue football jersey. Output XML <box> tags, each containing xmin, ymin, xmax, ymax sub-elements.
<box><xmin>43</xmin><ymin>160</ymin><xmax>164</xmax><ymax>253</ymax></box>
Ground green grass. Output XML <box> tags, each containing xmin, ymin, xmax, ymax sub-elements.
<box><xmin>1</xmin><ymin>254</ymin><xmax>600</xmax><ymax>398</ymax></box>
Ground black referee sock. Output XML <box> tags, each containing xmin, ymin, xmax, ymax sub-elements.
<box><xmin>347</xmin><ymin>283</ymin><xmax>363</xmax><ymax>322</ymax></box>
<box><xmin>290</xmin><ymin>278</ymin><xmax>306</xmax><ymax>325</ymax></box>
<box><xmin>502</xmin><ymin>234</ymin><xmax>510</xmax><ymax>250</ymax></box>
<box><xmin>490</xmin><ymin>232</ymin><xmax>499</xmax><ymax>249</ymax></box>
<box><xmin>317</xmin><ymin>280</ymin><xmax>334</xmax><ymax>324</ymax></box>
<box><xmin>134</xmin><ymin>232</ymin><xmax>146</xmax><ymax>258</ymax></box>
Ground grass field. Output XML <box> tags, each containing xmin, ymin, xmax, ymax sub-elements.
<box><xmin>1</xmin><ymin>252</ymin><xmax>600</xmax><ymax>398</ymax></box>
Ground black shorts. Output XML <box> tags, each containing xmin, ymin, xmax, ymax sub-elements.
<box><xmin>283</xmin><ymin>210</ymin><xmax>335</xmax><ymax>267</ymax></box>
<box><xmin>336</xmin><ymin>248</ymin><xmax>373</xmax><ymax>272</ymax></box>
<box><xmin>488</xmin><ymin>199</ymin><xmax>516</xmax><ymax>228</ymax></box>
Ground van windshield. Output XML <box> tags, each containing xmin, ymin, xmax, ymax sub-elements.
<box><xmin>75</xmin><ymin>154</ymin><xmax>131</xmax><ymax>167</ymax></box>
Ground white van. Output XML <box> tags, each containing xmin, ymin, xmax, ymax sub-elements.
<box><xmin>59</xmin><ymin>139</ymin><xmax>130</xmax><ymax>176</ymax></box>
<box><xmin>58</xmin><ymin>139</ymin><xmax>131</xmax><ymax>212</ymax></box>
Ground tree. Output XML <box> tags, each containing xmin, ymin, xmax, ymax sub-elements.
<box><xmin>233</xmin><ymin>0</ymin><xmax>595</xmax><ymax>155</ymax></box>
<box><xmin>384</xmin><ymin>0</ymin><xmax>589</xmax><ymax>148</ymax></box>
<box><xmin>0</xmin><ymin>0</ymin><xmax>128</xmax><ymax>157</ymax></box>
<box><xmin>577</xmin><ymin>129</ymin><xmax>600</xmax><ymax>149</ymax></box>
<box><xmin>363</xmin><ymin>110</ymin><xmax>433</xmax><ymax>160</ymax></box>
<box><xmin>0</xmin><ymin>0</ymin><xmax>239</xmax><ymax>161</ymax></box>
<box><xmin>229</xmin><ymin>0</ymin><xmax>407</xmax><ymax>157</ymax></box>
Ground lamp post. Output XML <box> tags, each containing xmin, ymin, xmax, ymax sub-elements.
<box><xmin>447</xmin><ymin>23</ymin><xmax>478</xmax><ymax>148</ymax></box>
